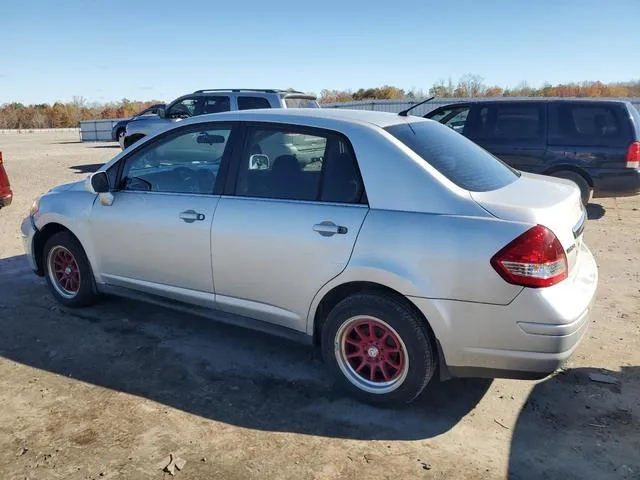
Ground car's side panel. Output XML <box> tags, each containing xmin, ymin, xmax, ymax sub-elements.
<box><xmin>306</xmin><ymin>209</ymin><xmax>528</xmax><ymax>335</ymax></box>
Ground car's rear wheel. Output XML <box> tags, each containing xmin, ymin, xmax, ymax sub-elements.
<box><xmin>321</xmin><ymin>292</ymin><xmax>436</xmax><ymax>405</ymax></box>
<box><xmin>44</xmin><ymin>231</ymin><xmax>97</xmax><ymax>307</ymax></box>
<box><xmin>551</xmin><ymin>170</ymin><xmax>592</xmax><ymax>205</ymax></box>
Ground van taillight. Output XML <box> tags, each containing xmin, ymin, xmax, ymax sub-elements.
<box><xmin>491</xmin><ymin>225</ymin><xmax>568</xmax><ymax>288</ymax></box>
<box><xmin>627</xmin><ymin>141</ymin><xmax>640</xmax><ymax>168</ymax></box>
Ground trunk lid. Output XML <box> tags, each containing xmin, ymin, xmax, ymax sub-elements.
<box><xmin>470</xmin><ymin>172</ymin><xmax>586</xmax><ymax>272</ymax></box>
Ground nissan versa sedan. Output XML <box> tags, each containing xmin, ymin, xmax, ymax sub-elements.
<box><xmin>21</xmin><ymin>109</ymin><xmax>598</xmax><ymax>405</ymax></box>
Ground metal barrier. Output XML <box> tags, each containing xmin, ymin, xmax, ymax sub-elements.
<box><xmin>79</xmin><ymin>119</ymin><xmax>126</xmax><ymax>142</ymax></box>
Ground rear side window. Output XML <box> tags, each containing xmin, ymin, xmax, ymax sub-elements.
<box><xmin>385</xmin><ymin>121</ymin><xmax>519</xmax><ymax>192</ymax></box>
<box><xmin>465</xmin><ymin>104</ymin><xmax>544</xmax><ymax>141</ymax></box>
<box><xmin>202</xmin><ymin>96</ymin><xmax>231</xmax><ymax>114</ymax></box>
<box><xmin>238</xmin><ymin>96</ymin><xmax>272</xmax><ymax>110</ymax></box>
<box><xmin>548</xmin><ymin>103</ymin><xmax>630</xmax><ymax>146</ymax></box>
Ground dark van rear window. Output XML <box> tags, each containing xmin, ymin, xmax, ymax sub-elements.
<box><xmin>385</xmin><ymin>121</ymin><xmax>519</xmax><ymax>192</ymax></box>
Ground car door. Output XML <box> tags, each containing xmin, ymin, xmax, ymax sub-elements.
<box><xmin>90</xmin><ymin>122</ymin><xmax>235</xmax><ymax>306</ymax></box>
<box><xmin>464</xmin><ymin>102</ymin><xmax>548</xmax><ymax>173</ymax></box>
<box><xmin>211</xmin><ymin>123</ymin><xmax>368</xmax><ymax>332</ymax></box>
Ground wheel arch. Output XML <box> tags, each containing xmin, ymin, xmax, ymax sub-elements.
<box><xmin>310</xmin><ymin>280</ymin><xmax>448</xmax><ymax>378</ymax></box>
<box><xmin>33</xmin><ymin>222</ymin><xmax>83</xmax><ymax>276</ymax></box>
<box><xmin>543</xmin><ymin>165</ymin><xmax>594</xmax><ymax>187</ymax></box>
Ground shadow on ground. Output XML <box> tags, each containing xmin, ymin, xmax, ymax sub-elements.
<box><xmin>91</xmin><ymin>145</ymin><xmax>120</xmax><ymax>149</ymax></box>
<box><xmin>0</xmin><ymin>254</ymin><xmax>491</xmax><ymax>441</ymax></box>
<box><xmin>586</xmin><ymin>203</ymin><xmax>606</xmax><ymax>220</ymax></box>
<box><xmin>509</xmin><ymin>366</ymin><xmax>639</xmax><ymax>479</ymax></box>
<box><xmin>51</xmin><ymin>141</ymin><xmax>82</xmax><ymax>144</ymax></box>
<box><xmin>69</xmin><ymin>163</ymin><xmax>105</xmax><ymax>174</ymax></box>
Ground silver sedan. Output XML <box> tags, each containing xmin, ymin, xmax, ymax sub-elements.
<box><xmin>21</xmin><ymin>109</ymin><xmax>597</xmax><ymax>405</ymax></box>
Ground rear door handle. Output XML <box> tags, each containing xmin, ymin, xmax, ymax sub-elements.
<box><xmin>313</xmin><ymin>221</ymin><xmax>347</xmax><ymax>237</ymax></box>
<box><xmin>179</xmin><ymin>210</ymin><xmax>206</xmax><ymax>223</ymax></box>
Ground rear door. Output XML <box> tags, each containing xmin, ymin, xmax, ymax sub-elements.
<box><xmin>464</xmin><ymin>102</ymin><xmax>548</xmax><ymax>173</ymax></box>
<box><xmin>211</xmin><ymin>123</ymin><xmax>368</xmax><ymax>332</ymax></box>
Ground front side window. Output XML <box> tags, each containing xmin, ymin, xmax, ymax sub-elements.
<box><xmin>385</xmin><ymin>121</ymin><xmax>519</xmax><ymax>192</ymax></box>
<box><xmin>235</xmin><ymin>126</ymin><xmax>363</xmax><ymax>203</ymax></box>
<box><xmin>429</xmin><ymin>106</ymin><xmax>471</xmax><ymax>133</ymax></box>
<box><xmin>119</xmin><ymin>126</ymin><xmax>231</xmax><ymax>194</ymax></box>
<box><xmin>202</xmin><ymin>96</ymin><xmax>231</xmax><ymax>114</ymax></box>
<box><xmin>166</xmin><ymin>98</ymin><xmax>201</xmax><ymax>119</ymax></box>
<box><xmin>283</xmin><ymin>97</ymin><xmax>320</xmax><ymax>108</ymax></box>
<box><xmin>238</xmin><ymin>96</ymin><xmax>272</xmax><ymax>110</ymax></box>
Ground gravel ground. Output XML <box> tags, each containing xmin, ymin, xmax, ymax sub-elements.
<box><xmin>0</xmin><ymin>132</ymin><xmax>638</xmax><ymax>480</ymax></box>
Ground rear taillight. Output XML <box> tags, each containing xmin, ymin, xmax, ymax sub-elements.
<box><xmin>491</xmin><ymin>225</ymin><xmax>568</xmax><ymax>288</ymax></box>
<box><xmin>0</xmin><ymin>152</ymin><xmax>12</xmax><ymax>200</ymax></box>
<box><xmin>627</xmin><ymin>141</ymin><xmax>640</xmax><ymax>168</ymax></box>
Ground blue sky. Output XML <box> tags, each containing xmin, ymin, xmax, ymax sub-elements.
<box><xmin>1</xmin><ymin>0</ymin><xmax>639</xmax><ymax>104</ymax></box>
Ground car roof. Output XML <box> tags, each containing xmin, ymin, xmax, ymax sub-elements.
<box><xmin>190</xmin><ymin>108</ymin><xmax>422</xmax><ymax>128</ymax></box>
<box><xmin>432</xmin><ymin>98</ymin><xmax>631</xmax><ymax>107</ymax></box>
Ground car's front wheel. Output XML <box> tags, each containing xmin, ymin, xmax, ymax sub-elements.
<box><xmin>321</xmin><ymin>292</ymin><xmax>436</xmax><ymax>405</ymax></box>
<box><xmin>44</xmin><ymin>231</ymin><xmax>98</xmax><ymax>307</ymax></box>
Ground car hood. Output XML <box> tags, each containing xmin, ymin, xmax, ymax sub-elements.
<box><xmin>48</xmin><ymin>179</ymin><xmax>87</xmax><ymax>193</ymax></box>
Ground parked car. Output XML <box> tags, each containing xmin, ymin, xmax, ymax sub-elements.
<box><xmin>122</xmin><ymin>89</ymin><xmax>319</xmax><ymax>149</ymax></box>
<box><xmin>111</xmin><ymin>104</ymin><xmax>165</xmax><ymax>146</ymax></box>
<box><xmin>0</xmin><ymin>152</ymin><xmax>13</xmax><ymax>209</ymax></box>
<box><xmin>425</xmin><ymin>99</ymin><xmax>640</xmax><ymax>204</ymax></box>
<box><xmin>22</xmin><ymin>109</ymin><xmax>597</xmax><ymax>405</ymax></box>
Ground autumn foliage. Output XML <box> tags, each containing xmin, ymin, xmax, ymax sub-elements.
<box><xmin>0</xmin><ymin>97</ymin><xmax>162</xmax><ymax>130</ymax></box>
<box><xmin>319</xmin><ymin>76</ymin><xmax>640</xmax><ymax>103</ymax></box>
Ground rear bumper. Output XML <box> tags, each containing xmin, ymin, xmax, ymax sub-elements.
<box><xmin>410</xmin><ymin>241</ymin><xmax>598</xmax><ymax>379</ymax></box>
<box><xmin>591</xmin><ymin>168</ymin><xmax>640</xmax><ymax>198</ymax></box>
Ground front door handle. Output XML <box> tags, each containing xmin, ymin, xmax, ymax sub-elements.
<box><xmin>313</xmin><ymin>221</ymin><xmax>347</xmax><ymax>237</ymax></box>
<box><xmin>179</xmin><ymin>209</ymin><xmax>206</xmax><ymax>223</ymax></box>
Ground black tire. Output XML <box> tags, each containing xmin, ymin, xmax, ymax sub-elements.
<box><xmin>115</xmin><ymin>128</ymin><xmax>125</xmax><ymax>141</ymax></box>
<box><xmin>551</xmin><ymin>171</ymin><xmax>592</xmax><ymax>205</ymax></box>
<box><xmin>43</xmin><ymin>231</ymin><xmax>97</xmax><ymax>308</ymax></box>
<box><xmin>321</xmin><ymin>292</ymin><xmax>436</xmax><ymax>405</ymax></box>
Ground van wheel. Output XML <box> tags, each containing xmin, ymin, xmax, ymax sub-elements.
<box><xmin>551</xmin><ymin>171</ymin><xmax>591</xmax><ymax>205</ymax></box>
<box><xmin>43</xmin><ymin>231</ymin><xmax>98</xmax><ymax>308</ymax></box>
<box><xmin>321</xmin><ymin>293</ymin><xmax>436</xmax><ymax>405</ymax></box>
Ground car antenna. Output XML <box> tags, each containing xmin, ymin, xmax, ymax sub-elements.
<box><xmin>398</xmin><ymin>96</ymin><xmax>435</xmax><ymax>117</ymax></box>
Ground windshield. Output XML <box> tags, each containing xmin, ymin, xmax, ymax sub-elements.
<box><xmin>284</xmin><ymin>97</ymin><xmax>319</xmax><ymax>108</ymax></box>
<box><xmin>385</xmin><ymin>120</ymin><xmax>519</xmax><ymax>192</ymax></box>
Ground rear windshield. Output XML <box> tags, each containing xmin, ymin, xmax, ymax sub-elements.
<box><xmin>284</xmin><ymin>97</ymin><xmax>319</xmax><ymax>108</ymax></box>
<box><xmin>385</xmin><ymin>121</ymin><xmax>519</xmax><ymax>192</ymax></box>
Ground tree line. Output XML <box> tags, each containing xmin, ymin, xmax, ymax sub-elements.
<box><xmin>0</xmin><ymin>97</ymin><xmax>161</xmax><ymax>130</ymax></box>
<box><xmin>318</xmin><ymin>75</ymin><xmax>640</xmax><ymax>103</ymax></box>
<box><xmin>2</xmin><ymin>76</ymin><xmax>640</xmax><ymax>129</ymax></box>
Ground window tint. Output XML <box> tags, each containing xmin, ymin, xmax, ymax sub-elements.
<box><xmin>465</xmin><ymin>104</ymin><xmax>543</xmax><ymax>141</ymax></box>
<box><xmin>284</xmin><ymin>97</ymin><xmax>320</xmax><ymax>108</ymax></box>
<box><xmin>429</xmin><ymin>106</ymin><xmax>471</xmax><ymax>133</ymax></box>
<box><xmin>235</xmin><ymin>126</ymin><xmax>362</xmax><ymax>202</ymax></box>
<box><xmin>202</xmin><ymin>96</ymin><xmax>231</xmax><ymax>114</ymax></box>
<box><xmin>238</xmin><ymin>96</ymin><xmax>272</xmax><ymax>110</ymax></box>
<box><xmin>386</xmin><ymin>121</ymin><xmax>518</xmax><ymax>192</ymax></box>
<box><xmin>166</xmin><ymin>98</ymin><xmax>201</xmax><ymax>119</ymax></box>
<box><xmin>120</xmin><ymin>126</ymin><xmax>231</xmax><ymax>195</ymax></box>
<box><xmin>548</xmin><ymin>104</ymin><xmax>628</xmax><ymax>146</ymax></box>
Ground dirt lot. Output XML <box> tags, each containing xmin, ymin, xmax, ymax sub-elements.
<box><xmin>0</xmin><ymin>132</ymin><xmax>638</xmax><ymax>480</ymax></box>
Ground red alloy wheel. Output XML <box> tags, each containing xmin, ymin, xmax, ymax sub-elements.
<box><xmin>340</xmin><ymin>317</ymin><xmax>407</xmax><ymax>385</ymax></box>
<box><xmin>49</xmin><ymin>246</ymin><xmax>81</xmax><ymax>296</ymax></box>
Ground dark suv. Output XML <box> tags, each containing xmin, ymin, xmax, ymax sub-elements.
<box><xmin>425</xmin><ymin>99</ymin><xmax>640</xmax><ymax>204</ymax></box>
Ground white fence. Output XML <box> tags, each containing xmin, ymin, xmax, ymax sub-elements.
<box><xmin>322</xmin><ymin>97</ymin><xmax>640</xmax><ymax>116</ymax></box>
<box><xmin>0</xmin><ymin>128</ymin><xmax>80</xmax><ymax>135</ymax></box>
<box><xmin>79</xmin><ymin>119</ymin><xmax>125</xmax><ymax>142</ymax></box>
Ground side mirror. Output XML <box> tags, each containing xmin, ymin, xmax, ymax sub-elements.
<box><xmin>90</xmin><ymin>171</ymin><xmax>110</xmax><ymax>193</ymax></box>
<box><xmin>249</xmin><ymin>154</ymin><xmax>270</xmax><ymax>170</ymax></box>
